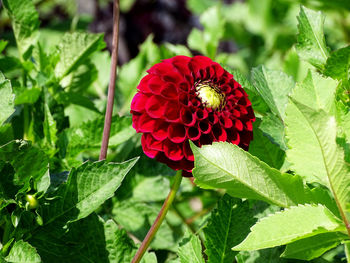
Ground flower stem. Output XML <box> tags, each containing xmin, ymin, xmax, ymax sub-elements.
<box><xmin>99</xmin><ymin>0</ymin><xmax>120</xmax><ymax>160</ymax></box>
<box><xmin>131</xmin><ymin>170</ymin><xmax>183</xmax><ymax>263</ymax></box>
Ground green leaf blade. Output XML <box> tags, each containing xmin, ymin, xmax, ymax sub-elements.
<box><xmin>2</xmin><ymin>0</ymin><xmax>39</xmax><ymax>58</ymax></box>
<box><xmin>62</xmin><ymin>115</ymin><xmax>135</xmax><ymax>158</ymax></box>
<box><xmin>233</xmin><ymin>204</ymin><xmax>344</xmax><ymax>251</ymax></box>
<box><xmin>252</xmin><ymin>66</ymin><xmax>295</xmax><ymax>120</ymax></box>
<box><xmin>290</xmin><ymin>70</ymin><xmax>337</xmax><ymax>112</ymax></box>
<box><xmin>5</xmin><ymin>240</ymin><xmax>41</xmax><ymax>263</ymax></box>
<box><xmin>204</xmin><ymin>195</ymin><xmax>256</xmax><ymax>263</ymax></box>
<box><xmin>285</xmin><ymin>100</ymin><xmax>350</xmax><ymax>216</ymax></box>
<box><xmin>281</xmin><ymin>232</ymin><xmax>347</xmax><ymax>260</ymax></box>
<box><xmin>324</xmin><ymin>46</ymin><xmax>350</xmax><ymax>81</ymax></box>
<box><xmin>296</xmin><ymin>6</ymin><xmax>329</xmax><ymax>70</ymax></box>
<box><xmin>43</xmin><ymin>158</ymin><xmax>138</xmax><ymax>225</ymax></box>
<box><xmin>178</xmin><ymin>232</ymin><xmax>205</xmax><ymax>263</ymax></box>
<box><xmin>191</xmin><ymin>142</ymin><xmax>317</xmax><ymax>208</ymax></box>
<box><xmin>54</xmin><ymin>32</ymin><xmax>106</xmax><ymax>79</ymax></box>
<box><xmin>0</xmin><ymin>73</ymin><xmax>15</xmax><ymax>126</ymax></box>
<box><xmin>0</xmin><ymin>140</ymin><xmax>49</xmax><ymax>190</ymax></box>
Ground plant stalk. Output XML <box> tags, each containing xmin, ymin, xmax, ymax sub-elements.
<box><xmin>99</xmin><ymin>0</ymin><xmax>120</xmax><ymax>160</ymax></box>
<box><xmin>131</xmin><ymin>170</ymin><xmax>183</xmax><ymax>263</ymax></box>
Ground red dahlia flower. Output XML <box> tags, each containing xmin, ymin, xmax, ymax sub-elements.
<box><xmin>130</xmin><ymin>56</ymin><xmax>255</xmax><ymax>176</ymax></box>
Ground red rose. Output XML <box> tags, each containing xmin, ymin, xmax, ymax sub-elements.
<box><xmin>131</xmin><ymin>56</ymin><xmax>255</xmax><ymax>176</ymax></box>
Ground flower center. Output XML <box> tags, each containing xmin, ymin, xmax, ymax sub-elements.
<box><xmin>196</xmin><ymin>82</ymin><xmax>225</xmax><ymax>110</ymax></box>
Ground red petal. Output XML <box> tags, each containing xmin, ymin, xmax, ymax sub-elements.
<box><xmin>147</xmin><ymin>62</ymin><xmax>174</xmax><ymax>76</ymax></box>
<box><xmin>131</xmin><ymin>113</ymin><xmax>141</xmax><ymax>131</ymax></box>
<box><xmin>198</xmin><ymin>121</ymin><xmax>211</xmax><ymax>134</ymax></box>
<box><xmin>220</xmin><ymin>116</ymin><xmax>233</xmax><ymax>129</ymax></box>
<box><xmin>180</xmin><ymin>108</ymin><xmax>196</xmax><ymax>126</ymax></box>
<box><xmin>137</xmin><ymin>75</ymin><xmax>153</xmax><ymax>93</ymax></box>
<box><xmin>164</xmin><ymin>102</ymin><xmax>180</xmax><ymax>122</ymax></box>
<box><xmin>212</xmin><ymin>125</ymin><xmax>227</xmax><ymax>141</ymax></box>
<box><xmin>162</xmin><ymin>71</ymin><xmax>183</xmax><ymax>83</ymax></box>
<box><xmin>208</xmin><ymin>114</ymin><xmax>219</xmax><ymax>124</ymax></box>
<box><xmin>145</xmin><ymin>95</ymin><xmax>165</xmax><ymax>118</ymax></box>
<box><xmin>169</xmin><ymin>56</ymin><xmax>193</xmax><ymax>78</ymax></box>
<box><xmin>179</xmin><ymin>92</ymin><xmax>189</xmax><ymax>106</ymax></box>
<box><xmin>245</xmin><ymin>120</ymin><xmax>253</xmax><ymax>131</ymax></box>
<box><xmin>212</xmin><ymin>63</ymin><xmax>224</xmax><ymax>79</ymax></box>
<box><xmin>163</xmin><ymin>139</ymin><xmax>184</xmax><ymax>161</ymax></box>
<box><xmin>138</xmin><ymin>114</ymin><xmax>156</xmax><ymax>133</ymax></box>
<box><xmin>131</xmin><ymin>92</ymin><xmax>148</xmax><ymax>113</ymax></box>
<box><xmin>195</xmin><ymin>108</ymin><xmax>208</xmax><ymax>120</ymax></box>
<box><xmin>189</xmin><ymin>56</ymin><xmax>213</xmax><ymax>72</ymax></box>
<box><xmin>227</xmin><ymin>129</ymin><xmax>240</xmax><ymax>145</ymax></box>
<box><xmin>179</xmin><ymin>82</ymin><xmax>190</xmax><ymax>92</ymax></box>
<box><xmin>148</xmin><ymin>76</ymin><xmax>164</xmax><ymax>95</ymax></box>
<box><xmin>160</xmin><ymin>83</ymin><xmax>178</xmax><ymax>100</ymax></box>
<box><xmin>141</xmin><ymin>134</ymin><xmax>158</xmax><ymax>158</ymax></box>
<box><xmin>145</xmin><ymin>134</ymin><xmax>163</xmax><ymax>151</ymax></box>
<box><xmin>183</xmin><ymin>142</ymin><xmax>194</xmax><ymax>161</ymax></box>
<box><xmin>234</xmin><ymin>119</ymin><xmax>243</xmax><ymax>131</ymax></box>
<box><xmin>179</xmin><ymin>158</ymin><xmax>194</xmax><ymax>172</ymax></box>
<box><xmin>168</xmin><ymin>124</ymin><xmax>187</xmax><ymax>143</ymax></box>
<box><xmin>153</xmin><ymin>121</ymin><xmax>169</xmax><ymax>140</ymax></box>
<box><xmin>187</xmin><ymin>126</ymin><xmax>201</xmax><ymax>141</ymax></box>
<box><xmin>199</xmin><ymin>133</ymin><xmax>214</xmax><ymax>145</ymax></box>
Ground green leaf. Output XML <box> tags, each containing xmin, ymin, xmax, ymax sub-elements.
<box><xmin>56</xmin><ymin>91</ymin><xmax>100</xmax><ymax>113</ymax></box>
<box><xmin>235</xmin><ymin>247</ymin><xmax>287</xmax><ymax>263</ymax></box>
<box><xmin>29</xmin><ymin>213</ymin><xmax>109</xmax><ymax>263</ymax></box>
<box><xmin>132</xmin><ymin>175</ymin><xmax>170</xmax><ymax>202</ymax></box>
<box><xmin>140</xmin><ymin>253</ymin><xmax>157</xmax><ymax>263</ymax></box>
<box><xmin>285</xmin><ymin>99</ymin><xmax>350</xmax><ymax>216</ymax></box>
<box><xmin>54</xmin><ymin>32</ymin><xmax>106</xmax><ymax>79</ymax></box>
<box><xmin>233</xmin><ymin>204</ymin><xmax>344</xmax><ymax>251</ymax></box>
<box><xmin>0</xmin><ymin>57</ymin><xmax>20</xmax><ymax>75</ymax></box>
<box><xmin>186</xmin><ymin>0</ymin><xmax>217</xmax><ymax>14</ymax></box>
<box><xmin>14</xmin><ymin>87</ymin><xmax>41</xmax><ymax>105</ymax></box>
<box><xmin>249</xmin><ymin>125</ymin><xmax>285</xmax><ymax>169</ymax></box>
<box><xmin>230</xmin><ymin>69</ymin><xmax>270</xmax><ymax>116</ymax></box>
<box><xmin>43</xmin><ymin>104</ymin><xmax>58</xmax><ymax>148</ymax></box>
<box><xmin>324</xmin><ymin>46</ymin><xmax>350</xmax><ymax>81</ymax></box>
<box><xmin>296</xmin><ymin>6</ymin><xmax>329</xmax><ymax>70</ymax></box>
<box><xmin>0</xmin><ymin>40</ymin><xmax>8</xmax><ymax>53</ymax></box>
<box><xmin>0</xmin><ymin>72</ymin><xmax>15</xmax><ymax>125</ymax></box>
<box><xmin>0</xmin><ymin>162</ymin><xmax>19</xmax><ymax>209</ymax></box>
<box><xmin>104</xmin><ymin>218</ymin><xmax>157</xmax><ymax>263</ymax></box>
<box><xmin>2</xmin><ymin>0</ymin><xmax>39</xmax><ymax>58</ymax></box>
<box><xmin>259</xmin><ymin>113</ymin><xmax>287</xmax><ymax>151</ymax></box>
<box><xmin>36</xmin><ymin>170</ymin><xmax>50</xmax><ymax>194</ymax></box>
<box><xmin>163</xmin><ymin>43</ymin><xmax>192</xmax><ymax>57</ymax></box>
<box><xmin>204</xmin><ymin>195</ymin><xmax>256</xmax><ymax>263</ymax></box>
<box><xmin>5</xmin><ymin>240</ymin><xmax>41</xmax><ymax>263</ymax></box>
<box><xmin>289</xmin><ymin>70</ymin><xmax>337</xmax><ymax>112</ymax></box>
<box><xmin>68</xmin><ymin>61</ymin><xmax>98</xmax><ymax>93</ymax></box>
<box><xmin>42</xmin><ymin>158</ymin><xmax>138</xmax><ymax>225</ymax></box>
<box><xmin>178</xmin><ymin>232</ymin><xmax>205</xmax><ymax>263</ymax></box>
<box><xmin>0</xmin><ymin>140</ymin><xmax>48</xmax><ymax>190</ymax></box>
<box><xmin>62</xmin><ymin>115</ymin><xmax>135</xmax><ymax>158</ymax></box>
<box><xmin>281</xmin><ymin>232</ymin><xmax>347</xmax><ymax>260</ymax></box>
<box><xmin>112</xmin><ymin>199</ymin><xmax>179</xmax><ymax>251</ymax></box>
<box><xmin>104</xmin><ymin>219</ymin><xmax>136</xmax><ymax>263</ymax></box>
<box><xmin>187</xmin><ymin>6</ymin><xmax>225</xmax><ymax>58</ymax></box>
<box><xmin>191</xmin><ymin>142</ymin><xmax>328</xmax><ymax>208</ymax></box>
<box><xmin>252</xmin><ymin>66</ymin><xmax>295</xmax><ymax>120</ymax></box>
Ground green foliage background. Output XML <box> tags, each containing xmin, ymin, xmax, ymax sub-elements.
<box><xmin>0</xmin><ymin>0</ymin><xmax>350</xmax><ymax>262</ymax></box>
